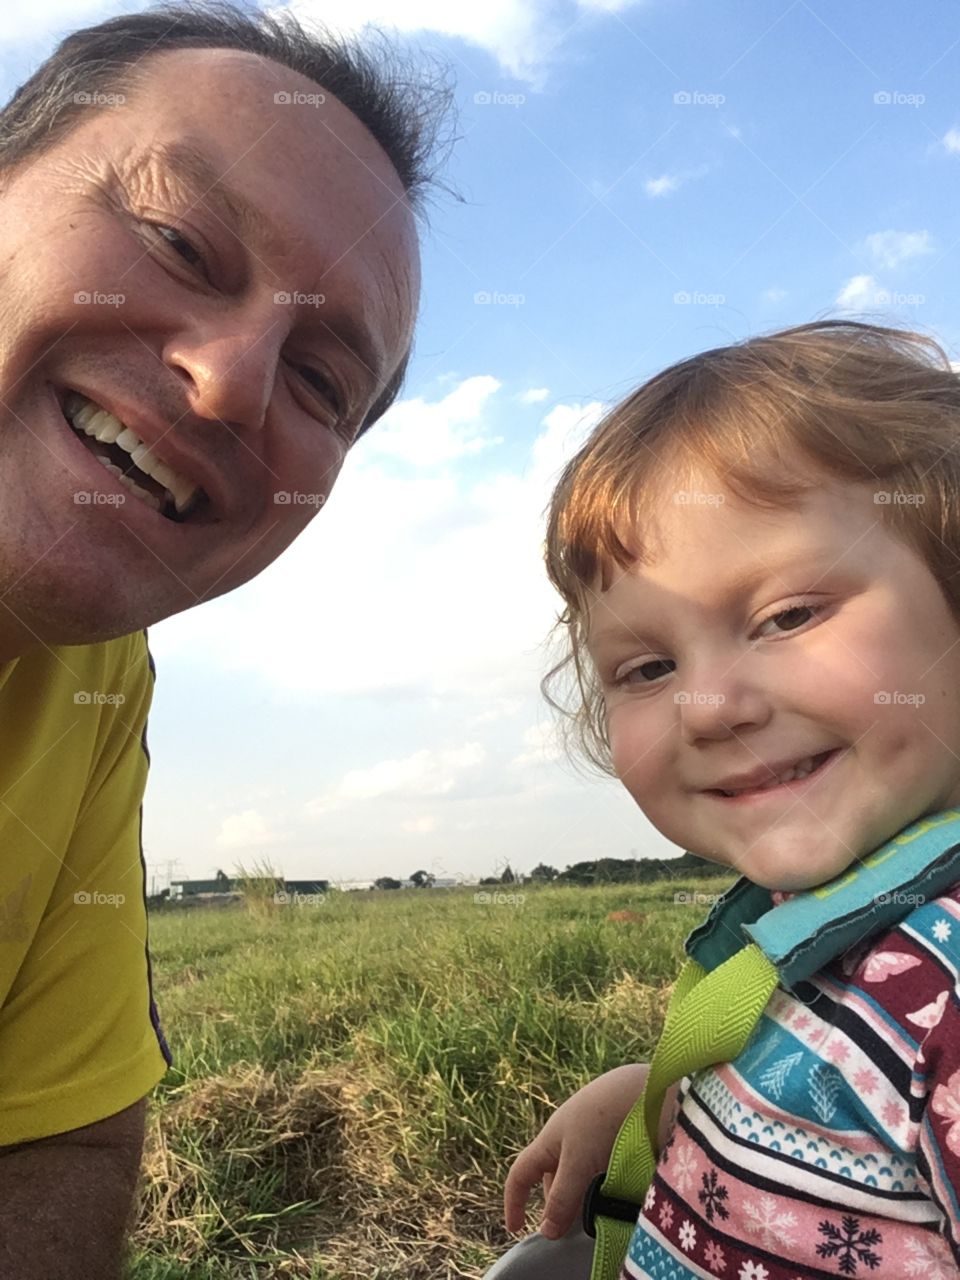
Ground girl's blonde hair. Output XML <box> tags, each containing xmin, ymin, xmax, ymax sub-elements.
<box><xmin>542</xmin><ymin>320</ymin><xmax>960</xmax><ymax>774</ymax></box>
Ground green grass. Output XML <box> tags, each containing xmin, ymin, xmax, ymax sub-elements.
<box><xmin>128</xmin><ymin>877</ymin><xmax>732</xmax><ymax>1279</ymax></box>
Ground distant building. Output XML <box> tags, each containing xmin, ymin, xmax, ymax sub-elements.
<box><xmin>170</xmin><ymin>876</ymin><xmax>329</xmax><ymax>900</ymax></box>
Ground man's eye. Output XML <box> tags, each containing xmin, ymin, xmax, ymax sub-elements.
<box><xmin>295</xmin><ymin>364</ymin><xmax>344</xmax><ymax>416</ymax></box>
<box><xmin>149</xmin><ymin>223</ymin><xmax>208</xmax><ymax>276</ymax></box>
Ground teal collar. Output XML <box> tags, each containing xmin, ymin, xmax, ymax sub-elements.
<box><xmin>684</xmin><ymin>808</ymin><xmax>960</xmax><ymax>990</ymax></box>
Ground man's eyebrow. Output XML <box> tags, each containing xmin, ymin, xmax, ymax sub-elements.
<box><xmin>143</xmin><ymin>138</ymin><xmax>390</xmax><ymax>390</ymax></box>
<box><xmin>148</xmin><ymin>138</ymin><xmax>279</xmax><ymax>250</ymax></box>
<box><xmin>590</xmin><ymin>548</ymin><xmax>837</xmax><ymax>644</ymax></box>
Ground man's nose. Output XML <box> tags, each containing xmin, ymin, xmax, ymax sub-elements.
<box><xmin>164</xmin><ymin>313</ymin><xmax>283</xmax><ymax>431</ymax></box>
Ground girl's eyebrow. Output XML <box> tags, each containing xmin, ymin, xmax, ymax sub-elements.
<box><xmin>589</xmin><ymin>546</ymin><xmax>838</xmax><ymax>645</ymax></box>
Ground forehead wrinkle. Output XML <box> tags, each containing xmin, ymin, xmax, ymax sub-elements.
<box><xmin>133</xmin><ymin>137</ymin><xmax>288</xmax><ymax>263</ymax></box>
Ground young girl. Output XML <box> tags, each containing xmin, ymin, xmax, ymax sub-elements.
<box><xmin>485</xmin><ymin>320</ymin><xmax>960</xmax><ymax>1279</ymax></box>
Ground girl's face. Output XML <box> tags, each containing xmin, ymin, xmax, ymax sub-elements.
<box><xmin>585</xmin><ymin>466</ymin><xmax>960</xmax><ymax>890</ymax></box>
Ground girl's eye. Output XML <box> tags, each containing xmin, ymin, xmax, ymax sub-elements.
<box><xmin>758</xmin><ymin>603</ymin><xmax>818</xmax><ymax>635</ymax></box>
<box><xmin>617</xmin><ymin>658</ymin><xmax>676</xmax><ymax>686</ymax></box>
<box><xmin>613</xmin><ymin>602</ymin><xmax>824</xmax><ymax>687</ymax></box>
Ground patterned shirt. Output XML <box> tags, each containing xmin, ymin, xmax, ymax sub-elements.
<box><xmin>622</xmin><ymin>886</ymin><xmax>960</xmax><ymax>1279</ymax></box>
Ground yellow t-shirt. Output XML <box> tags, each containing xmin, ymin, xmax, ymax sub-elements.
<box><xmin>0</xmin><ymin>629</ymin><xmax>172</xmax><ymax>1144</ymax></box>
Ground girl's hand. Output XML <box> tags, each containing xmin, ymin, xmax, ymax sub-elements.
<box><xmin>503</xmin><ymin>1064</ymin><xmax>651</xmax><ymax>1240</ymax></box>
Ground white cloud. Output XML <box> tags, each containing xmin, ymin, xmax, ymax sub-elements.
<box><xmin>402</xmin><ymin>815</ymin><xmax>440</xmax><ymax>833</ymax></box>
<box><xmin>512</xmin><ymin>722</ymin><xmax>562</xmax><ymax>766</ymax></box>
<box><xmin>149</xmin><ymin>379</ymin><xmax>604</xmax><ymax>702</ymax></box>
<box><xmin>943</xmin><ymin>127</ymin><xmax>960</xmax><ymax>154</ymax></box>
<box><xmin>645</xmin><ymin>174</ymin><xmax>681</xmax><ymax>198</ymax></box>
<box><xmin>835</xmin><ymin>274</ymin><xmax>885</xmax><ymax>310</ymax></box>
<box><xmin>215</xmin><ymin>808</ymin><xmax>288</xmax><ymax>849</ymax></box>
<box><xmin>864</xmin><ymin>229</ymin><xmax>934</xmax><ymax>269</ymax></box>
<box><xmin>308</xmin><ymin>743</ymin><xmax>486</xmax><ymax>812</ymax></box>
<box><xmin>519</xmin><ymin>387</ymin><xmax>550</xmax><ymax>403</ymax></box>
<box><xmin>370</xmin><ymin>374</ymin><xmax>503</xmax><ymax>465</ymax></box>
<box><xmin>1</xmin><ymin>0</ymin><xmax>121</xmax><ymax>44</ymax></box>
<box><xmin>272</xmin><ymin>0</ymin><xmax>646</xmax><ymax>84</ymax></box>
<box><xmin>763</xmin><ymin>287</ymin><xmax>787</xmax><ymax>303</ymax></box>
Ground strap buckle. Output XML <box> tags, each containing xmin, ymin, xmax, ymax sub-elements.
<box><xmin>581</xmin><ymin>1171</ymin><xmax>642</xmax><ymax>1239</ymax></box>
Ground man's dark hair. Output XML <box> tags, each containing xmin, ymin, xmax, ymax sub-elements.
<box><xmin>0</xmin><ymin>0</ymin><xmax>454</xmax><ymax>434</ymax></box>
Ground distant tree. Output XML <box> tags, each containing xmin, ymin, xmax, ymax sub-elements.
<box><xmin>214</xmin><ymin>869</ymin><xmax>230</xmax><ymax>886</ymax></box>
<box><xmin>530</xmin><ymin>863</ymin><xmax>559</xmax><ymax>882</ymax></box>
<box><xmin>374</xmin><ymin>876</ymin><xmax>402</xmax><ymax>890</ymax></box>
<box><xmin>500</xmin><ymin>864</ymin><xmax>516</xmax><ymax>884</ymax></box>
<box><xmin>410</xmin><ymin>869</ymin><xmax>436</xmax><ymax>888</ymax></box>
<box><xmin>479</xmin><ymin>876</ymin><xmax>500</xmax><ymax>885</ymax></box>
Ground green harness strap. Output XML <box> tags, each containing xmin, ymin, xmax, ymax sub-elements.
<box><xmin>585</xmin><ymin>943</ymin><xmax>779</xmax><ymax>1280</ymax></box>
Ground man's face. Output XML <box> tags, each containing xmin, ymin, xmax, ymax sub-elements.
<box><xmin>0</xmin><ymin>48</ymin><xmax>419</xmax><ymax>650</ymax></box>
<box><xmin>586</xmin><ymin>464</ymin><xmax>960</xmax><ymax>891</ymax></box>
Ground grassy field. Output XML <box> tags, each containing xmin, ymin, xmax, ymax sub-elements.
<box><xmin>127</xmin><ymin>876</ymin><xmax>733</xmax><ymax>1279</ymax></box>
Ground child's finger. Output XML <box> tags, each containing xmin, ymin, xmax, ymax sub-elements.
<box><xmin>539</xmin><ymin>1153</ymin><xmax>596</xmax><ymax>1240</ymax></box>
<box><xmin>504</xmin><ymin>1144</ymin><xmax>553</xmax><ymax>1233</ymax></box>
<box><xmin>543</xmin><ymin>1171</ymin><xmax>554</xmax><ymax>1198</ymax></box>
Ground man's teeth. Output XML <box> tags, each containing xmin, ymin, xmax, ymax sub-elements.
<box><xmin>64</xmin><ymin>391</ymin><xmax>199</xmax><ymax>515</ymax></box>
<box><xmin>721</xmin><ymin>753</ymin><xmax>826</xmax><ymax>797</ymax></box>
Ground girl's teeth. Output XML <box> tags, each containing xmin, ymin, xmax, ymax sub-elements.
<box><xmin>725</xmin><ymin>753</ymin><xmax>823</xmax><ymax>796</ymax></box>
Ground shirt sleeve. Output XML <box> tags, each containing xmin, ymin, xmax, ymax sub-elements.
<box><xmin>914</xmin><ymin>956</ymin><xmax>960</xmax><ymax>1263</ymax></box>
<box><xmin>0</xmin><ymin>631</ymin><xmax>172</xmax><ymax>1145</ymax></box>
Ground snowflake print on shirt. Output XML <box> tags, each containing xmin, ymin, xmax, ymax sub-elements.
<box><xmin>881</xmin><ymin>1099</ymin><xmax>904</xmax><ymax>1129</ymax></box>
<box><xmin>933</xmin><ymin>918</ymin><xmax>952</xmax><ymax>943</ymax></box>
<box><xmin>816</xmin><ymin>1214</ymin><xmax>882</xmax><ymax>1274</ymax></box>
<box><xmin>827</xmin><ymin>1039</ymin><xmax>851</xmax><ymax>1065</ymax></box>
<box><xmin>678</xmin><ymin>1219</ymin><xmax>696</xmax><ymax>1251</ymax></box>
<box><xmin>930</xmin><ymin>1067</ymin><xmax>960</xmax><ymax>1157</ymax></box>
<box><xmin>738</xmin><ymin>1262</ymin><xmax>770</xmax><ymax>1280</ymax></box>
<box><xmin>703</xmin><ymin>1240</ymin><xmax>727</xmax><ymax>1272</ymax></box>
<box><xmin>698</xmin><ymin>1167</ymin><xmax>730</xmax><ymax>1223</ymax></box>
<box><xmin>670</xmin><ymin>1143</ymin><xmax>696</xmax><ymax>1194</ymax></box>
<box><xmin>852</xmin><ymin>1067</ymin><xmax>878</xmax><ymax>1094</ymax></box>
<box><xmin>643</xmin><ymin>1182</ymin><xmax>656</xmax><ymax>1212</ymax></box>
<box><xmin>903</xmin><ymin>1230</ymin><xmax>956</xmax><ymax>1277</ymax></box>
<box><xmin>742</xmin><ymin>1194</ymin><xmax>798</xmax><ymax>1250</ymax></box>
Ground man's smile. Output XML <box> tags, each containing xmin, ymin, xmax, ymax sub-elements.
<box><xmin>54</xmin><ymin>383</ymin><xmax>223</xmax><ymax>525</ymax></box>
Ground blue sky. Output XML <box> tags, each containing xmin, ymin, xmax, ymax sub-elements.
<box><xmin>8</xmin><ymin>0</ymin><xmax>960</xmax><ymax>887</ymax></box>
